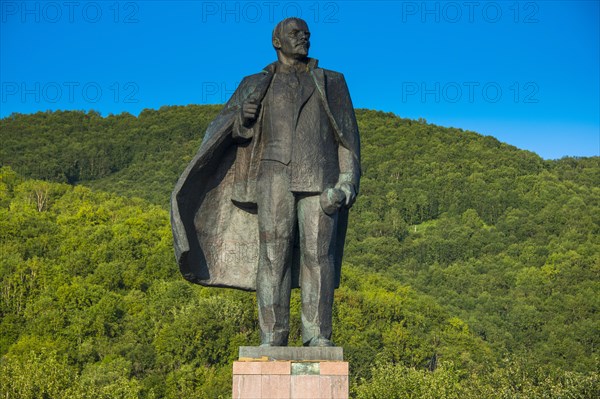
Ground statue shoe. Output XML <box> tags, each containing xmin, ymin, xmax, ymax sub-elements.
<box><xmin>305</xmin><ymin>337</ymin><xmax>334</xmax><ymax>347</ymax></box>
<box><xmin>260</xmin><ymin>332</ymin><xmax>288</xmax><ymax>347</ymax></box>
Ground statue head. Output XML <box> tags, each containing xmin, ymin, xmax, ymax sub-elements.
<box><xmin>272</xmin><ymin>18</ymin><xmax>310</xmax><ymax>62</ymax></box>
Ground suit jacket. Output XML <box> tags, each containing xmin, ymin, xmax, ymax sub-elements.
<box><xmin>241</xmin><ymin>63</ymin><xmax>355</xmax><ymax>194</ymax></box>
<box><xmin>170</xmin><ymin>58</ymin><xmax>360</xmax><ymax>291</ymax></box>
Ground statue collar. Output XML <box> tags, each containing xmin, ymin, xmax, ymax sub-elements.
<box><xmin>263</xmin><ymin>58</ymin><xmax>319</xmax><ymax>74</ymax></box>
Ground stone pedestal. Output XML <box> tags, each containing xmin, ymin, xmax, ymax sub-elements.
<box><xmin>232</xmin><ymin>347</ymin><xmax>348</xmax><ymax>399</ymax></box>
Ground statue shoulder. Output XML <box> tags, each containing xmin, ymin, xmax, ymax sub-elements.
<box><xmin>318</xmin><ymin>68</ymin><xmax>344</xmax><ymax>81</ymax></box>
<box><xmin>237</xmin><ymin>73</ymin><xmax>264</xmax><ymax>91</ymax></box>
<box><xmin>234</xmin><ymin>65</ymin><xmax>276</xmax><ymax>101</ymax></box>
<box><xmin>241</xmin><ymin>70</ymin><xmax>270</xmax><ymax>83</ymax></box>
<box><xmin>320</xmin><ymin>68</ymin><xmax>343</xmax><ymax>78</ymax></box>
<box><xmin>318</xmin><ymin>68</ymin><xmax>349</xmax><ymax>92</ymax></box>
<box><xmin>241</xmin><ymin>62</ymin><xmax>277</xmax><ymax>84</ymax></box>
<box><xmin>230</xmin><ymin>72</ymin><xmax>268</xmax><ymax>104</ymax></box>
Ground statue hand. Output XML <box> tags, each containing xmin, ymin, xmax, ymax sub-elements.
<box><xmin>320</xmin><ymin>188</ymin><xmax>345</xmax><ymax>215</ymax></box>
<box><xmin>241</xmin><ymin>100</ymin><xmax>261</xmax><ymax>127</ymax></box>
<box><xmin>335</xmin><ymin>182</ymin><xmax>356</xmax><ymax>208</ymax></box>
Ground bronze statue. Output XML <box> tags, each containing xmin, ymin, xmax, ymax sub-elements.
<box><xmin>171</xmin><ymin>18</ymin><xmax>360</xmax><ymax>347</ymax></box>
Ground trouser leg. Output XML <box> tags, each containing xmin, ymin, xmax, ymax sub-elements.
<box><xmin>297</xmin><ymin>194</ymin><xmax>337</xmax><ymax>344</ymax></box>
<box><xmin>256</xmin><ymin>161</ymin><xmax>296</xmax><ymax>346</ymax></box>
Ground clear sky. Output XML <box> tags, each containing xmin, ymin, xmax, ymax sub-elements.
<box><xmin>1</xmin><ymin>0</ymin><xmax>599</xmax><ymax>159</ymax></box>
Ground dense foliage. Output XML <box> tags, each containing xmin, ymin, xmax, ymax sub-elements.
<box><xmin>1</xmin><ymin>107</ymin><xmax>598</xmax><ymax>397</ymax></box>
<box><xmin>0</xmin><ymin>106</ymin><xmax>217</xmax><ymax>204</ymax></box>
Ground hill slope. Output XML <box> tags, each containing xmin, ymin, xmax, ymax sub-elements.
<box><xmin>1</xmin><ymin>107</ymin><xmax>598</xmax><ymax>397</ymax></box>
<box><xmin>1</xmin><ymin>170</ymin><xmax>503</xmax><ymax>397</ymax></box>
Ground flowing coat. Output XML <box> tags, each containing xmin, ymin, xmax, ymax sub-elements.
<box><xmin>170</xmin><ymin>59</ymin><xmax>361</xmax><ymax>291</ymax></box>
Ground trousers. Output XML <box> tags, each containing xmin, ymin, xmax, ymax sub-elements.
<box><xmin>256</xmin><ymin>160</ymin><xmax>337</xmax><ymax>345</ymax></box>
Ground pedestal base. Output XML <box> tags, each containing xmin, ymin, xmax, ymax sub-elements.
<box><xmin>232</xmin><ymin>347</ymin><xmax>348</xmax><ymax>399</ymax></box>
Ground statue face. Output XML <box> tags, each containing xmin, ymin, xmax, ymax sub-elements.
<box><xmin>275</xmin><ymin>19</ymin><xmax>310</xmax><ymax>60</ymax></box>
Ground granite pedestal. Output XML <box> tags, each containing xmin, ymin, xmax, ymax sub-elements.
<box><xmin>233</xmin><ymin>347</ymin><xmax>348</xmax><ymax>399</ymax></box>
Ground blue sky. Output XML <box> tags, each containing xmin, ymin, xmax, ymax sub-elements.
<box><xmin>1</xmin><ymin>0</ymin><xmax>599</xmax><ymax>159</ymax></box>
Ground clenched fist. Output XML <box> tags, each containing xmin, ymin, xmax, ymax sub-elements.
<box><xmin>241</xmin><ymin>99</ymin><xmax>261</xmax><ymax>127</ymax></box>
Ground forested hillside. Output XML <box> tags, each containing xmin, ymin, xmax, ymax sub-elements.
<box><xmin>1</xmin><ymin>107</ymin><xmax>598</xmax><ymax>398</ymax></box>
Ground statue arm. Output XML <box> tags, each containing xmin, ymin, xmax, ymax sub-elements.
<box><xmin>232</xmin><ymin>110</ymin><xmax>255</xmax><ymax>142</ymax></box>
<box><xmin>231</xmin><ymin>76</ymin><xmax>265</xmax><ymax>142</ymax></box>
<box><xmin>332</xmin><ymin>74</ymin><xmax>361</xmax><ymax>206</ymax></box>
<box><xmin>222</xmin><ymin>77</ymin><xmax>250</xmax><ymax>142</ymax></box>
<box><xmin>336</xmin><ymin>147</ymin><xmax>359</xmax><ymax>207</ymax></box>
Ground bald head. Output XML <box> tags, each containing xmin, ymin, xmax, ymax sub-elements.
<box><xmin>272</xmin><ymin>18</ymin><xmax>310</xmax><ymax>63</ymax></box>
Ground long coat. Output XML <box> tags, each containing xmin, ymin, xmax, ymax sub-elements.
<box><xmin>170</xmin><ymin>59</ymin><xmax>361</xmax><ymax>291</ymax></box>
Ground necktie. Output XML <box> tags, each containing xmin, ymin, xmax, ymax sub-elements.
<box><xmin>289</xmin><ymin>69</ymin><xmax>299</xmax><ymax>90</ymax></box>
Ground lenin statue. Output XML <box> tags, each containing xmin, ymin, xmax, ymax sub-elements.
<box><xmin>171</xmin><ymin>17</ymin><xmax>361</xmax><ymax>347</ymax></box>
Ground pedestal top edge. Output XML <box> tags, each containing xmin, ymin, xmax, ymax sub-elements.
<box><xmin>238</xmin><ymin>346</ymin><xmax>344</xmax><ymax>361</ymax></box>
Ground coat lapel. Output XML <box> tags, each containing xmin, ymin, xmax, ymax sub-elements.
<box><xmin>295</xmin><ymin>74</ymin><xmax>316</xmax><ymax>128</ymax></box>
<box><xmin>250</xmin><ymin>64</ymin><xmax>276</xmax><ymax>103</ymax></box>
<box><xmin>311</xmin><ymin>68</ymin><xmax>347</xmax><ymax>145</ymax></box>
